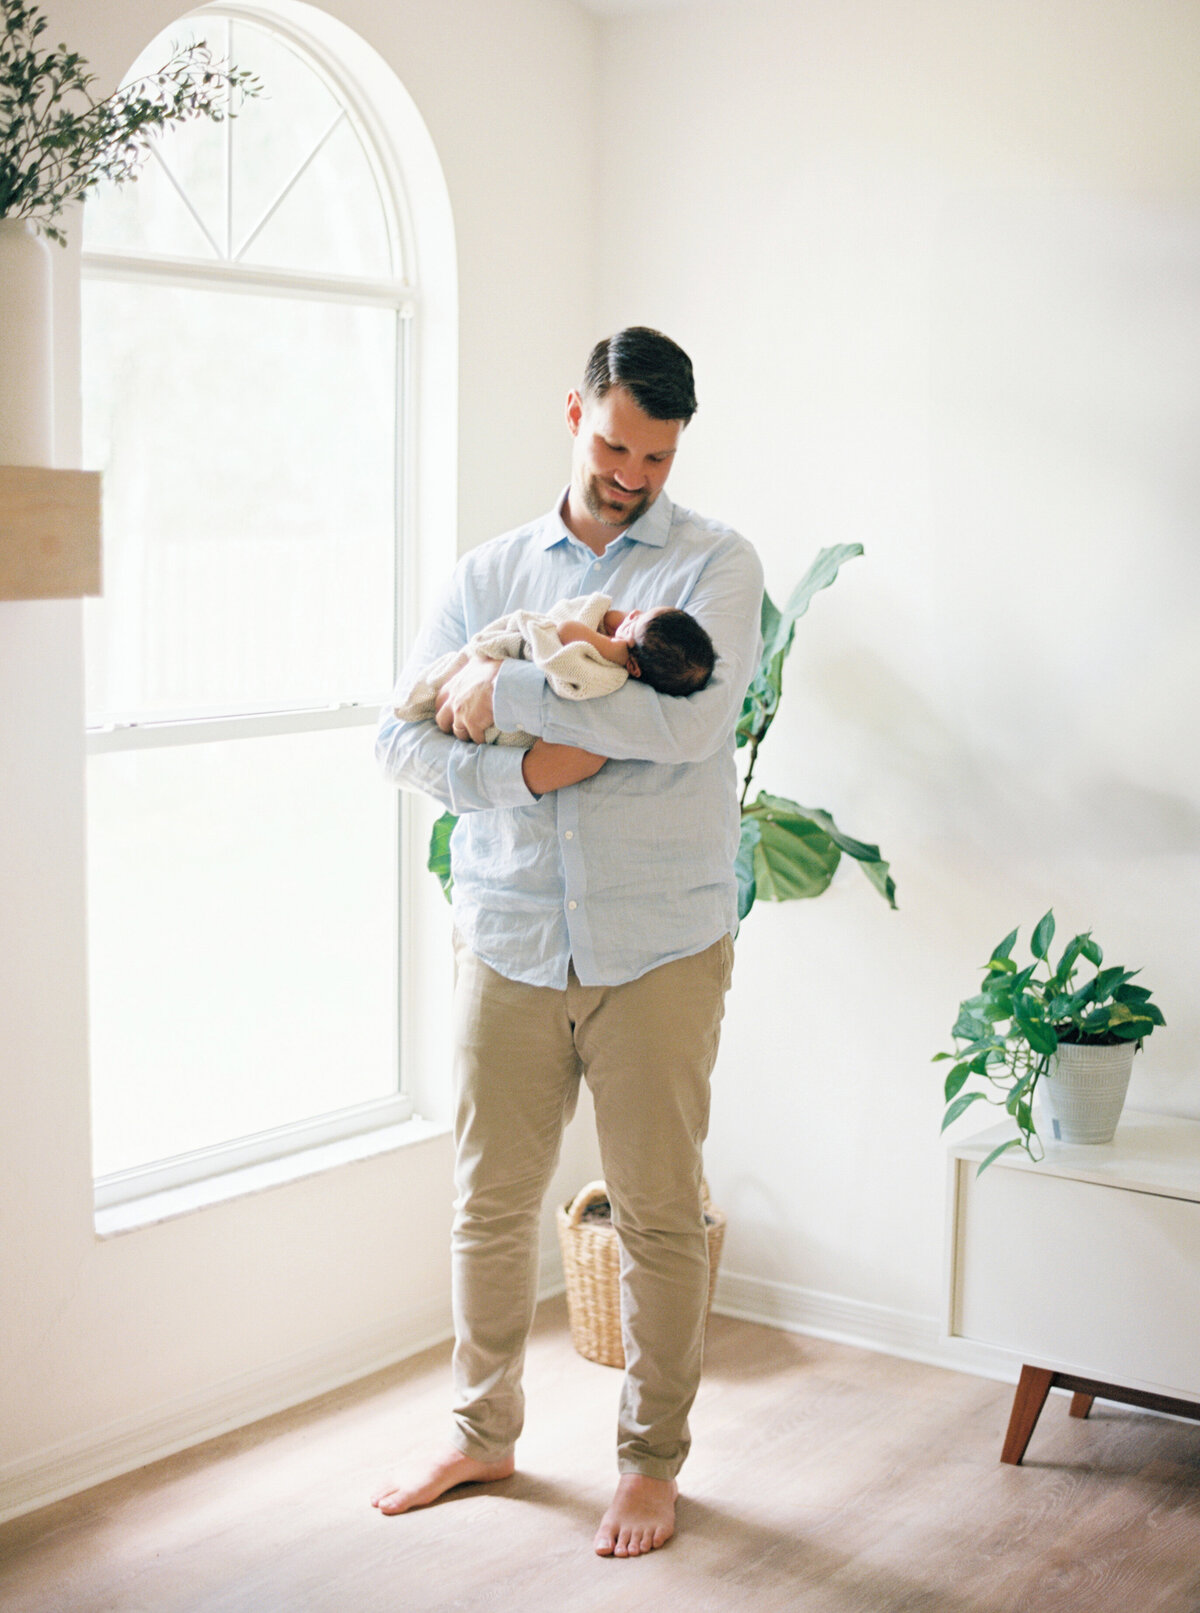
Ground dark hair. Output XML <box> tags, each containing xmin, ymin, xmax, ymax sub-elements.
<box><xmin>629</xmin><ymin>609</ymin><xmax>716</xmax><ymax>696</ymax></box>
<box><xmin>582</xmin><ymin>327</ymin><xmax>698</xmax><ymax>424</ymax></box>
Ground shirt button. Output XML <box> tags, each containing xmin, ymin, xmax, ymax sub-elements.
<box><xmin>568</xmin><ymin>900</ymin><xmax>578</xmax><ymax>911</ymax></box>
<box><xmin>564</xmin><ymin>830</ymin><xmax>574</xmax><ymax>840</ymax></box>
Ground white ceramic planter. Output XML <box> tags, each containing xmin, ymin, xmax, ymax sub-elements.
<box><xmin>0</xmin><ymin>216</ymin><xmax>54</xmax><ymax>467</ymax></box>
<box><xmin>1040</xmin><ymin>1040</ymin><xmax>1136</xmax><ymax>1145</ymax></box>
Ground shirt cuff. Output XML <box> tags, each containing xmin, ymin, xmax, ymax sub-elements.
<box><xmin>466</xmin><ymin>741</ymin><xmax>538</xmax><ymax>810</ymax></box>
<box><xmin>493</xmin><ymin>658</ymin><xmax>546</xmax><ymax>737</ymax></box>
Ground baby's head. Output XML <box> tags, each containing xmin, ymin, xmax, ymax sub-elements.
<box><xmin>617</xmin><ymin>607</ymin><xmax>716</xmax><ymax>696</ymax></box>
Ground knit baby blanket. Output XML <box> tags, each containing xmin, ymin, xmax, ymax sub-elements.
<box><xmin>394</xmin><ymin>591</ymin><xmax>627</xmax><ymax>745</ymax></box>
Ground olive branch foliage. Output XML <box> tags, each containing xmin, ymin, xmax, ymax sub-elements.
<box><xmin>1</xmin><ymin>0</ymin><xmax>261</xmax><ymax>243</ymax></box>
<box><xmin>935</xmin><ymin>910</ymin><xmax>1166</xmax><ymax>1175</ymax></box>
<box><xmin>427</xmin><ymin>544</ymin><xmax>897</xmax><ymax>921</ymax></box>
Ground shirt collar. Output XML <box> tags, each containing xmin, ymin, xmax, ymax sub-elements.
<box><xmin>540</xmin><ymin>488</ymin><xmax>674</xmax><ymax>552</ymax></box>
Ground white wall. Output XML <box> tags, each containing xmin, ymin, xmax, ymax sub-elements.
<box><xmin>596</xmin><ymin>0</ymin><xmax>1200</xmax><ymax>1336</ymax></box>
<box><xmin>0</xmin><ymin>0</ymin><xmax>603</xmax><ymax>1520</ymax></box>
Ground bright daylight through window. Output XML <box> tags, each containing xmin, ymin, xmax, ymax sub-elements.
<box><xmin>82</xmin><ymin>11</ymin><xmax>410</xmax><ymax>1202</ymax></box>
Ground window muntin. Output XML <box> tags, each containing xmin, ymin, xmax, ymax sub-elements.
<box><xmin>82</xmin><ymin>18</ymin><xmax>395</xmax><ymax>277</ymax></box>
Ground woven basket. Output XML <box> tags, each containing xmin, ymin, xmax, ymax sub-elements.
<box><xmin>556</xmin><ymin>1179</ymin><xmax>726</xmax><ymax>1368</ymax></box>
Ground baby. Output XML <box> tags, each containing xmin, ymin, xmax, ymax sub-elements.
<box><xmin>394</xmin><ymin>592</ymin><xmax>715</xmax><ymax>746</ymax></box>
<box><xmin>558</xmin><ymin>604</ymin><xmax>715</xmax><ymax>694</ymax></box>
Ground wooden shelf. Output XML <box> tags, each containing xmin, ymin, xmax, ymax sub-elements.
<box><xmin>0</xmin><ymin>465</ymin><xmax>102</xmax><ymax>600</ymax></box>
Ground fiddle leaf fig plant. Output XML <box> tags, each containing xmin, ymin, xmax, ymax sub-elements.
<box><xmin>0</xmin><ymin>0</ymin><xmax>261</xmax><ymax>244</ymax></box>
<box><xmin>935</xmin><ymin>911</ymin><xmax>1166</xmax><ymax>1174</ymax></box>
<box><xmin>734</xmin><ymin>544</ymin><xmax>895</xmax><ymax>918</ymax></box>
<box><xmin>427</xmin><ymin>543</ymin><xmax>896</xmax><ymax>919</ymax></box>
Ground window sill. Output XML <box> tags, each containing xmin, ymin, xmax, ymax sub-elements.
<box><xmin>94</xmin><ymin>1116</ymin><xmax>449</xmax><ymax>1238</ymax></box>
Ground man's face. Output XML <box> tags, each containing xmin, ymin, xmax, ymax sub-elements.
<box><xmin>567</xmin><ymin>386</ymin><xmax>683</xmax><ymax>531</ymax></box>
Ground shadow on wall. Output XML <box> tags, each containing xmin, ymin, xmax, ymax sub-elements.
<box><xmin>714</xmin><ymin>1172</ymin><xmax>894</xmax><ymax>1309</ymax></box>
<box><xmin>808</xmin><ymin>642</ymin><xmax>1200</xmax><ymax>861</ymax></box>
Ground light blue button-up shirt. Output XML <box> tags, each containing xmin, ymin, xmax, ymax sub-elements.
<box><xmin>376</xmin><ymin>490</ymin><xmax>764</xmax><ymax>988</ymax></box>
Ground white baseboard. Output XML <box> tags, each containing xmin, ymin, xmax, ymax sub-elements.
<box><xmin>713</xmin><ymin>1269</ymin><xmax>1023</xmax><ymax>1385</ymax></box>
<box><xmin>1</xmin><ymin>1253</ymin><xmax>571</xmax><ymax>1527</ymax></box>
<box><xmin>0</xmin><ymin>1295</ymin><xmax>454</xmax><ymax>1527</ymax></box>
<box><xmin>2</xmin><ymin>1256</ymin><xmax>1015</xmax><ymax>1527</ymax></box>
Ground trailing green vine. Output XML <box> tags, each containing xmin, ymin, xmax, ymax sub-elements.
<box><xmin>936</xmin><ymin>911</ymin><xmax>1166</xmax><ymax>1172</ymax></box>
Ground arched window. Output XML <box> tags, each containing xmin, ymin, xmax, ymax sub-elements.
<box><xmin>82</xmin><ymin>8</ymin><xmax>431</xmax><ymax>1202</ymax></box>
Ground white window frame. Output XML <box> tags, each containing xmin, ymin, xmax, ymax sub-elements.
<box><xmin>82</xmin><ymin>5</ymin><xmax>424</xmax><ymax>1212</ymax></box>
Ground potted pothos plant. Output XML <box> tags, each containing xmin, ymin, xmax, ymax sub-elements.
<box><xmin>937</xmin><ymin>910</ymin><xmax>1165</xmax><ymax>1173</ymax></box>
<box><xmin>1</xmin><ymin>0</ymin><xmax>260</xmax><ymax>243</ymax></box>
<box><xmin>427</xmin><ymin>542</ymin><xmax>896</xmax><ymax>918</ymax></box>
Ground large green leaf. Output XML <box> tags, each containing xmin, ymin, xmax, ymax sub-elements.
<box><xmin>736</xmin><ymin>659</ymin><xmax>782</xmax><ymax>749</ymax></box>
<box><xmin>952</xmin><ymin>1008</ymin><xmax>989</xmax><ymax>1042</ymax></box>
<box><xmin>977</xmin><ymin>1137</ymin><xmax>1024</xmax><ymax>1175</ymax></box>
<box><xmin>1012</xmin><ymin>1000</ymin><xmax>1057</xmax><ymax>1056</ymax></box>
<box><xmin>1114</xmin><ymin>983</ymin><xmax>1153</xmax><ymax>1005</ymax></box>
<box><xmin>784</xmin><ymin>800</ymin><xmax>897</xmax><ymax>908</ymax></box>
<box><xmin>741</xmin><ymin>794</ymin><xmax>842</xmax><ymax>901</ymax></box>
<box><xmin>734</xmin><ymin>818</ymin><xmax>760</xmax><ymax>920</ymax></box>
<box><xmin>736</xmin><ymin>544</ymin><xmax>864</xmax><ymax>748</ymax></box>
<box><xmin>1052</xmin><ymin>931</ymin><xmax>1091</xmax><ymax>986</ymax></box>
<box><xmin>943</xmin><ymin>1063</ymin><xmax>971</xmax><ymax>1102</ymax></box>
<box><xmin>764</xmin><ymin>544</ymin><xmax>865</xmax><ymax>662</ymax></box>
<box><xmin>990</xmin><ymin>927</ymin><xmax>1019</xmax><ymax>965</ymax></box>
<box><xmin>1092</xmin><ymin>965</ymin><xmax>1134</xmax><ymax>1001</ymax></box>
<box><xmin>428</xmin><ymin>811</ymin><xmax>456</xmax><ymax>902</ymax></box>
<box><xmin>942</xmin><ymin>1090</ymin><xmax>986</xmax><ymax>1131</ymax></box>
<box><xmin>754</xmin><ymin>822</ymin><xmax>841</xmax><ymax>902</ymax></box>
<box><xmin>759</xmin><ymin>591</ymin><xmax>784</xmax><ymax>665</ymax></box>
<box><xmin>1104</xmin><ymin>1002</ymin><xmax>1156</xmax><ymax>1037</ymax></box>
<box><xmin>1061</xmin><ymin>978</ymin><xmax>1097</xmax><ymax>1018</ymax></box>
<box><xmin>1030</xmin><ymin>909</ymin><xmax>1056</xmax><ymax>961</ymax></box>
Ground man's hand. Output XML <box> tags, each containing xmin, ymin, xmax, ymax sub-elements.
<box><xmin>522</xmin><ymin>740</ymin><xmax>607</xmax><ymax>796</ymax></box>
<box><xmin>435</xmin><ymin>657</ymin><xmax>501</xmax><ymax>742</ymax></box>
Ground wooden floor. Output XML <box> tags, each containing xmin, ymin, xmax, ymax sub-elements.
<box><xmin>3</xmin><ymin>1298</ymin><xmax>1200</xmax><ymax>1613</ymax></box>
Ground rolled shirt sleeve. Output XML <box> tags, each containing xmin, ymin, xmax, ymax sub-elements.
<box><xmin>375</xmin><ymin>561</ymin><xmax>537</xmax><ymax>814</ymax></box>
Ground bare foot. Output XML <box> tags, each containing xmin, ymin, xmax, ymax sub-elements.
<box><xmin>370</xmin><ymin>1448</ymin><xmax>515</xmax><ymax>1515</ymax></box>
<box><xmin>593</xmin><ymin>1473</ymin><xmax>678</xmax><ymax>1557</ymax></box>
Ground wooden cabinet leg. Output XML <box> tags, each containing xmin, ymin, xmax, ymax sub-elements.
<box><xmin>1069</xmin><ymin>1393</ymin><xmax>1094</xmax><ymax>1419</ymax></box>
<box><xmin>1001</xmin><ymin>1366</ymin><xmax>1054</xmax><ymax>1465</ymax></box>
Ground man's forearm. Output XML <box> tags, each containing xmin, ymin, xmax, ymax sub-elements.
<box><xmin>520</xmin><ymin>740</ymin><xmax>607</xmax><ymax>796</ymax></box>
<box><xmin>492</xmin><ymin>540</ymin><xmax>765</xmax><ymax>765</ymax></box>
<box><xmin>376</xmin><ymin>709</ymin><xmax>535</xmax><ymax>813</ymax></box>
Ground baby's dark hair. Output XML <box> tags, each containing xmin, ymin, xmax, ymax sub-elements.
<box><xmin>630</xmin><ymin>610</ymin><xmax>716</xmax><ymax>696</ymax></box>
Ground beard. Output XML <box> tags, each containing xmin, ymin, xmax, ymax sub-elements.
<box><xmin>581</xmin><ymin>470</ymin><xmax>652</xmax><ymax>529</ymax></box>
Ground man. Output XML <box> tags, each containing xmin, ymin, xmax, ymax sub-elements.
<box><xmin>372</xmin><ymin>328</ymin><xmax>763</xmax><ymax>1557</ymax></box>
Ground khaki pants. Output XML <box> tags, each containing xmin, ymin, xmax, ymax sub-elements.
<box><xmin>449</xmin><ymin>932</ymin><xmax>735</xmax><ymax>1480</ymax></box>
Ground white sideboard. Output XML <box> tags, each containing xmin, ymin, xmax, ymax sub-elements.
<box><xmin>945</xmin><ymin>1110</ymin><xmax>1200</xmax><ymax>1415</ymax></box>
